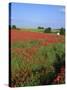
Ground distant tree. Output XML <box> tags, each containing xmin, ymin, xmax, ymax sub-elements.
<box><xmin>60</xmin><ymin>28</ymin><xmax>65</xmax><ymax>35</ymax></box>
<box><xmin>12</xmin><ymin>25</ymin><xmax>16</xmax><ymax>29</ymax></box>
<box><xmin>38</xmin><ymin>26</ymin><xmax>44</xmax><ymax>29</ymax></box>
<box><xmin>44</xmin><ymin>27</ymin><xmax>51</xmax><ymax>33</ymax></box>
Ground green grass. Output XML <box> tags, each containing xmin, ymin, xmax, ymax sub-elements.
<box><xmin>15</xmin><ymin>28</ymin><xmax>60</xmax><ymax>34</ymax></box>
<box><xmin>11</xmin><ymin>40</ymin><xmax>41</xmax><ymax>48</ymax></box>
<box><xmin>11</xmin><ymin>40</ymin><xmax>65</xmax><ymax>87</ymax></box>
<box><xmin>19</xmin><ymin>28</ymin><xmax>45</xmax><ymax>33</ymax></box>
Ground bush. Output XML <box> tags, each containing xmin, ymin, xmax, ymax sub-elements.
<box><xmin>12</xmin><ymin>25</ymin><xmax>16</xmax><ymax>29</ymax></box>
<box><xmin>60</xmin><ymin>28</ymin><xmax>65</xmax><ymax>35</ymax></box>
<box><xmin>44</xmin><ymin>27</ymin><xmax>51</xmax><ymax>33</ymax></box>
<box><xmin>38</xmin><ymin>26</ymin><xmax>44</xmax><ymax>29</ymax></box>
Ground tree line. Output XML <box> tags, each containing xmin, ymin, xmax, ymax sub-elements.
<box><xmin>9</xmin><ymin>25</ymin><xmax>65</xmax><ymax>35</ymax></box>
<box><xmin>37</xmin><ymin>26</ymin><xmax>65</xmax><ymax>35</ymax></box>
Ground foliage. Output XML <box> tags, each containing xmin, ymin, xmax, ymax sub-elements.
<box><xmin>38</xmin><ymin>26</ymin><xmax>44</xmax><ymax>29</ymax></box>
<box><xmin>11</xmin><ymin>41</ymin><xmax>65</xmax><ymax>87</ymax></box>
<box><xmin>12</xmin><ymin>25</ymin><xmax>16</xmax><ymax>29</ymax></box>
<box><xmin>11</xmin><ymin>40</ymin><xmax>41</xmax><ymax>48</ymax></box>
<box><xmin>60</xmin><ymin>28</ymin><xmax>65</xmax><ymax>35</ymax></box>
<box><xmin>44</xmin><ymin>27</ymin><xmax>51</xmax><ymax>33</ymax></box>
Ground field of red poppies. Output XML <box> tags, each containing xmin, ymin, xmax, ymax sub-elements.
<box><xmin>11</xmin><ymin>29</ymin><xmax>65</xmax><ymax>87</ymax></box>
<box><xmin>11</xmin><ymin>30</ymin><xmax>64</xmax><ymax>43</ymax></box>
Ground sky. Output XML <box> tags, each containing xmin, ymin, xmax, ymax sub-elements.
<box><xmin>10</xmin><ymin>3</ymin><xmax>65</xmax><ymax>29</ymax></box>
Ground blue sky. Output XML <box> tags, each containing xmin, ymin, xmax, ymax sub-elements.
<box><xmin>10</xmin><ymin>3</ymin><xmax>65</xmax><ymax>29</ymax></box>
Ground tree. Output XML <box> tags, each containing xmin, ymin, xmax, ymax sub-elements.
<box><xmin>44</xmin><ymin>27</ymin><xmax>51</xmax><ymax>33</ymax></box>
<box><xmin>60</xmin><ymin>28</ymin><xmax>65</xmax><ymax>35</ymax></box>
<box><xmin>38</xmin><ymin>26</ymin><xmax>44</xmax><ymax>29</ymax></box>
<box><xmin>12</xmin><ymin>25</ymin><xmax>16</xmax><ymax>29</ymax></box>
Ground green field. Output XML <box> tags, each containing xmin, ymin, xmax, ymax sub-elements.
<box><xmin>15</xmin><ymin>28</ymin><xmax>60</xmax><ymax>34</ymax></box>
<box><xmin>11</xmin><ymin>40</ymin><xmax>65</xmax><ymax>87</ymax></box>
